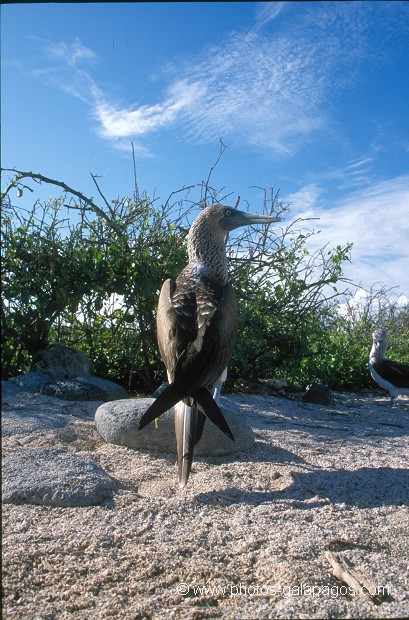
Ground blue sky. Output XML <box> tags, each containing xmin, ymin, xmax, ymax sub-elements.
<box><xmin>2</xmin><ymin>1</ymin><xmax>409</xmax><ymax>300</ymax></box>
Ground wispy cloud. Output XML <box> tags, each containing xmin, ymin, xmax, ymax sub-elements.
<box><xmin>90</xmin><ymin>17</ymin><xmax>336</xmax><ymax>156</ymax></box>
<box><xmin>250</xmin><ymin>2</ymin><xmax>286</xmax><ymax>35</ymax></box>
<box><xmin>87</xmin><ymin>2</ymin><xmax>403</xmax><ymax>155</ymax></box>
<box><xmin>43</xmin><ymin>38</ymin><xmax>98</xmax><ymax>67</ymax></box>
<box><xmin>20</xmin><ymin>3</ymin><xmax>408</xmax><ymax>160</ymax></box>
<box><xmin>26</xmin><ymin>37</ymin><xmax>99</xmax><ymax>103</ymax></box>
<box><xmin>318</xmin><ymin>156</ymin><xmax>377</xmax><ymax>192</ymax></box>
<box><xmin>289</xmin><ymin>174</ymin><xmax>409</xmax><ymax>294</ymax></box>
<box><xmin>94</xmin><ymin>79</ymin><xmax>206</xmax><ymax>139</ymax></box>
<box><xmin>286</xmin><ymin>184</ymin><xmax>324</xmax><ymax>211</ymax></box>
<box><xmin>167</xmin><ymin>29</ymin><xmax>331</xmax><ymax>154</ymax></box>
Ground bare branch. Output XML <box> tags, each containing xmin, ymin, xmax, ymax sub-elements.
<box><xmin>90</xmin><ymin>173</ymin><xmax>113</xmax><ymax>215</ymax></box>
<box><xmin>131</xmin><ymin>141</ymin><xmax>140</xmax><ymax>202</ymax></box>
<box><xmin>203</xmin><ymin>139</ymin><xmax>227</xmax><ymax>207</ymax></box>
<box><xmin>162</xmin><ymin>184</ymin><xmax>201</xmax><ymax>214</ymax></box>
<box><xmin>1</xmin><ymin>167</ymin><xmax>127</xmax><ymax>236</ymax></box>
<box><xmin>2</xmin><ymin>168</ymin><xmax>103</xmax><ymax>218</ymax></box>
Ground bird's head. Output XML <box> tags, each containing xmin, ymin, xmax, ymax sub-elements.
<box><xmin>187</xmin><ymin>203</ymin><xmax>281</xmax><ymax>280</ymax></box>
<box><xmin>199</xmin><ymin>203</ymin><xmax>281</xmax><ymax>234</ymax></box>
<box><xmin>371</xmin><ymin>328</ymin><xmax>388</xmax><ymax>359</ymax></box>
<box><xmin>372</xmin><ymin>329</ymin><xmax>388</xmax><ymax>344</ymax></box>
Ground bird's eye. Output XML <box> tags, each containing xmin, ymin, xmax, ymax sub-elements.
<box><xmin>224</xmin><ymin>209</ymin><xmax>232</xmax><ymax>217</ymax></box>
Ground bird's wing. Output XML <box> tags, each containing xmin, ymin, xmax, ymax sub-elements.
<box><xmin>156</xmin><ymin>278</ymin><xmax>180</xmax><ymax>380</ymax></box>
<box><xmin>173</xmin><ymin>278</ymin><xmax>237</xmax><ymax>392</ymax></box>
<box><xmin>372</xmin><ymin>359</ymin><xmax>409</xmax><ymax>388</ymax></box>
<box><xmin>140</xmin><ymin>276</ymin><xmax>237</xmax><ymax>432</ymax></box>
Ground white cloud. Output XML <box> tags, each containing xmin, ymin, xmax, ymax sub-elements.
<box><xmin>289</xmin><ymin>174</ymin><xmax>409</xmax><ymax>296</ymax></box>
<box><xmin>320</xmin><ymin>156</ymin><xmax>377</xmax><ymax>191</ymax></box>
<box><xmin>94</xmin><ymin>79</ymin><xmax>206</xmax><ymax>139</ymax></box>
<box><xmin>286</xmin><ymin>184</ymin><xmax>323</xmax><ymax>211</ymax></box>
<box><xmin>338</xmin><ymin>287</ymin><xmax>408</xmax><ymax>320</ymax></box>
<box><xmin>172</xmin><ymin>31</ymin><xmax>330</xmax><ymax>153</ymax></box>
<box><xmin>89</xmin><ymin>22</ymin><xmax>334</xmax><ymax>155</ymax></box>
<box><xmin>25</xmin><ymin>37</ymin><xmax>99</xmax><ymax>104</ymax></box>
<box><xmin>44</xmin><ymin>38</ymin><xmax>98</xmax><ymax>67</ymax></box>
<box><xmin>249</xmin><ymin>2</ymin><xmax>286</xmax><ymax>35</ymax></box>
<box><xmin>23</xmin><ymin>4</ymin><xmax>407</xmax><ymax>158</ymax></box>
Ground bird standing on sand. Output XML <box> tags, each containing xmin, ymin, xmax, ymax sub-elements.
<box><xmin>138</xmin><ymin>204</ymin><xmax>280</xmax><ymax>487</ymax></box>
<box><xmin>369</xmin><ymin>328</ymin><xmax>409</xmax><ymax>403</ymax></box>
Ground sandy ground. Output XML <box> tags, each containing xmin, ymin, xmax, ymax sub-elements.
<box><xmin>2</xmin><ymin>390</ymin><xmax>409</xmax><ymax>619</ymax></box>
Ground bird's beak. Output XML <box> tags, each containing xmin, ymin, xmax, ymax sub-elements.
<box><xmin>220</xmin><ymin>209</ymin><xmax>281</xmax><ymax>232</ymax></box>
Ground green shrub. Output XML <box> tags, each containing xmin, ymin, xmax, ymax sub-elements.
<box><xmin>1</xmin><ymin>178</ymin><xmax>187</xmax><ymax>389</ymax></box>
<box><xmin>2</xmin><ymin>170</ymin><xmax>407</xmax><ymax>393</ymax></box>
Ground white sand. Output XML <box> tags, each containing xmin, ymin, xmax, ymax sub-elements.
<box><xmin>2</xmin><ymin>391</ymin><xmax>409</xmax><ymax>619</ymax></box>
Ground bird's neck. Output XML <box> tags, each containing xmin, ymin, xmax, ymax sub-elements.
<box><xmin>370</xmin><ymin>342</ymin><xmax>387</xmax><ymax>364</ymax></box>
<box><xmin>187</xmin><ymin>220</ymin><xmax>229</xmax><ymax>283</ymax></box>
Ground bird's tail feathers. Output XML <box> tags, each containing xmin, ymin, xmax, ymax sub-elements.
<box><xmin>174</xmin><ymin>401</ymin><xmax>205</xmax><ymax>489</ymax></box>
<box><xmin>138</xmin><ymin>383</ymin><xmax>186</xmax><ymax>430</ymax></box>
<box><xmin>194</xmin><ymin>388</ymin><xmax>235</xmax><ymax>441</ymax></box>
<box><xmin>138</xmin><ymin>383</ymin><xmax>234</xmax><ymax>490</ymax></box>
<box><xmin>194</xmin><ymin>409</ymin><xmax>206</xmax><ymax>446</ymax></box>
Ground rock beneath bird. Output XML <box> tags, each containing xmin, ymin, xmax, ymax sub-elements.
<box><xmin>95</xmin><ymin>398</ymin><xmax>255</xmax><ymax>456</ymax></box>
<box><xmin>302</xmin><ymin>381</ymin><xmax>334</xmax><ymax>405</ymax></box>
<box><xmin>2</xmin><ymin>448</ymin><xmax>118</xmax><ymax>507</ymax></box>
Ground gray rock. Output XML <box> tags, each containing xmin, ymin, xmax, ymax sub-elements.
<box><xmin>43</xmin><ymin>379</ymin><xmax>106</xmax><ymax>401</ymax></box>
<box><xmin>95</xmin><ymin>398</ymin><xmax>255</xmax><ymax>456</ymax></box>
<box><xmin>302</xmin><ymin>380</ymin><xmax>335</xmax><ymax>405</ymax></box>
<box><xmin>7</xmin><ymin>373</ymin><xmax>128</xmax><ymax>402</ymax></box>
<box><xmin>2</xmin><ymin>390</ymin><xmax>103</xmax><ymax>437</ymax></box>
<box><xmin>31</xmin><ymin>343</ymin><xmax>93</xmax><ymax>380</ymax></box>
<box><xmin>2</xmin><ymin>449</ymin><xmax>118</xmax><ymax>507</ymax></box>
<box><xmin>9</xmin><ymin>371</ymin><xmax>52</xmax><ymax>394</ymax></box>
<box><xmin>2</xmin><ymin>396</ymin><xmax>70</xmax><ymax>435</ymax></box>
<box><xmin>1</xmin><ymin>380</ymin><xmax>23</xmax><ymax>399</ymax></box>
<box><xmin>75</xmin><ymin>376</ymin><xmax>129</xmax><ymax>401</ymax></box>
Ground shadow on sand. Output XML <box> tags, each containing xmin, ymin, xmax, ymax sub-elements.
<box><xmin>195</xmin><ymin>466</ymin><xmax>409</xmax><ymax>509</ymax></box>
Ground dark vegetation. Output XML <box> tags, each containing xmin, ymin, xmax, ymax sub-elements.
<box><xmin>2</xmin><ymin>159</ymin><xmax>408</xmax><ymax>394</ymax></box>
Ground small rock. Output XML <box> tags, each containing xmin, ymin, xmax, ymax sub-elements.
<box><xmin>2</xmin><ymin>389</ymin><xmax>104</xmax><ymax>437</ymax></box>
<box><xmin>1</xmin><ymin>380</ymin><xmax>24</xmax><ymax>400</ymax></box>
<box><xmin>263</xmin><ymin>378</ymin><xmax>288</xmax><ymax>389</ymax></box>
<box><xmin>2</xmin><ymin>394</ymin><xmax>70</xmax><ymax>435</ymax></box>
<box><xmin>302</xmin><ymin>380</ymin><xmax>334</xmax><ymax>405</ymax></box>
<box><xmin>2</xmin><ymin>449</ymin><xmax>118</xmax><ymax>507</ymax></box>
<box><xmin>95</xmin><ymin>398</ymin><xmax>255</xmax><ymax>456</ymax></box>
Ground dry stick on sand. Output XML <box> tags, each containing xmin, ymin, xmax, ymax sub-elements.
<box><xmin>325</xmin><ymin>551</ymin><xmax>387</xmax><ymax>604</ymax></box>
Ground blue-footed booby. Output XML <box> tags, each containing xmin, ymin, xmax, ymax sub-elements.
<box><xmin>369</xmin><ymin>329</ymin><xmax>409</xmax><ymax>403</ymax></box>
<box><xmin>138</xmin><ymin>204</ymin><xmax>280</xmax><ymax>488</ymax></box>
